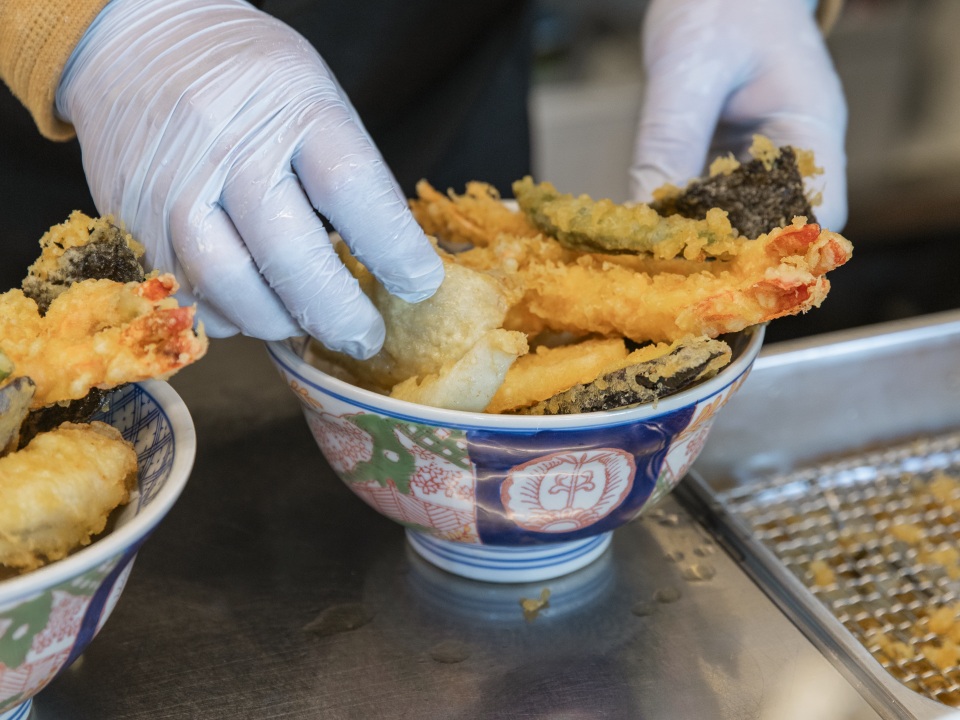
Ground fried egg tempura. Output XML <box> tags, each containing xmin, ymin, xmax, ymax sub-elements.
<box><xmin>0</xmin><ymin>274</ymin><xmax>208</xmax><ymax>409</ymax></box>
<box><xmin>0</xmin><ymin>421</ymin><xmax>136</xmax><ymax>572</ymax></box>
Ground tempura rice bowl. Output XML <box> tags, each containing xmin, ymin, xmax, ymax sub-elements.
<box><xmin>0</xmin><ymin>381</ymin><xmax>195</xmax><ymax>719</ymax></box>
<box><xmin>267</xmin><ymin>326</ymin><xmax>763</xmax><ymax>583</ymax></box>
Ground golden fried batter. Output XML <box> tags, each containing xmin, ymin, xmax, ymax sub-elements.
<box><xmin>0</xmin><ymin>421</ymin><xmax>137</xmax><ymax>572</ymax></box>
<box><xmin>457</xmin><ymin>219</ymin><xmax>852</xmax><ymax>344</ymax></box>
<box><xmin>410</xmin><ymin>180</ymin><xmax>539</xmax><ymax>248</ymax></box>
<box><xmin>390</xmin><ymin>329</ymin><xmax>528</xmax><ymax>411</ymax></box>
<box><xmin>309</xmin><ymin>249</ymin><xmax>519</xmax><ymax>393</ymax></box>
<box><xmin>485</xmin><ymin>337</ymin><xmax>631</xmax><ymax>414</ymax></box>
<box><xmin>0</xmin><ymin>274</ymin><xmax>208</xmax><ymax>408</ymax></box>
<box><xmin>514</xmin><ymin>175</ymin><xmax>745</xmax><ymax>260</ymax></box>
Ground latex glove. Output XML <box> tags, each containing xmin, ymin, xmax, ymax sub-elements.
<box><xmin>56</xmin><ymin>0</ymin><xmax>444</xmax><ymax>357</ymax></box>
<box><xmin>630</xmin><ymin>0</ymin><xmax>848</xmax><ymax>231</ymax></box>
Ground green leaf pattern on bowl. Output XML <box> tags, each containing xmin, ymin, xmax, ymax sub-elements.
<box><xmin>343</xmin><ymin>414</ymin><xmax>469</xmax><ymax>496</ymax></box>
<box><xmin>0</xmin><ymin>558</ymin><xmax>118</xmax><ymax>668</ymax></box>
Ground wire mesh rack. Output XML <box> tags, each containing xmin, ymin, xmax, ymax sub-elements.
<box><xmin>718</xmin><ymin>430</ymin><xmax>960</xmax><ymax>708</ymax></box>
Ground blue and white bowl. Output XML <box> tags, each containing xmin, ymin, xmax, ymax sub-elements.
<box><xmin>0</xmin><ymin>381</ymin><xmax>195</xmax><ymax>720</ymax></box>
<box><xmin>268</xmin><ymin>326</ymin><xmax>763</xmax><ymax>583</ymax></box>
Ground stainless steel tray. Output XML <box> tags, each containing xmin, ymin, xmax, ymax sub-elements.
<box><xmin>682</xmin><ymin>310</ymin><xmax>960</xmax><ymax>720</ymax></box>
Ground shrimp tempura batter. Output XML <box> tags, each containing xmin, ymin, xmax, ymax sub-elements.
<box><xmin>0</xmin><ymin>274</ymin><xmax>207</xmax><ymax>408</ymax></box>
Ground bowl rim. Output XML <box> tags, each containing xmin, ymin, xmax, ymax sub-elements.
<box><xmin>265</xmin><ymin>323</ymin><xmax>765</xmax><ymax>431</ymax></box>
<box><xmin>0</xmin><ymin>379</ymin><xmax>196</xmax><ymax>605</ymax></box>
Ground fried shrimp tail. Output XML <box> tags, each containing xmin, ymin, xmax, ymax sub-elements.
<box><xmin>483</xmin><ymin>220</ymin><xmax>852</xmax><ymax>344</ymax></box>
<box><xmin>0</xmin><ymin>421</ymin><xmax>137</xmax><ymax>572</ymax></box>
<box><xmin>0</xmin><ymin>274</ymin><xmax>208</xmax><ymax>408</ymax></box>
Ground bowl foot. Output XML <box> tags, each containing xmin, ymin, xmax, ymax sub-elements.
<box><xmin>0</xmin><ymin>699</ymin><xmax>32</xmax><ymax>720</ymax></box>
<box><xmin>405</xmin><ymin>531</ymin><xmax>612</xmax><ymax>583</ymax></box>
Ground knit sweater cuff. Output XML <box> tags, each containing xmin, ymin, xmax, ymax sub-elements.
<box><xmin>0</xmin><ymin>0</ymin><xmax>111</xmax><ymax>140</ymax></box>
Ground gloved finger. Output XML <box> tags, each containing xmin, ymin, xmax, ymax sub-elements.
<box><xmin>168</xmin><ymin>199</ymin><xmax>303</xmax><ymax>340</ymax></box>
<box><xmin>222</xmin><ymin>164</ymin><xmax>387</xmax><ymax>358</ymax></box>
<box><xmin>188</xmin><ymin>294</ymin><xmax>241</xmax><ymax>338</ymax></box>
<box><xmin>629</xmin><ymin>66</ymin><xmax>733</xmax><ymax>203</ymax></box>
<box><xmin>292</xmin><ymin>109</ymin><xmax>444</xmax><ymax>303</ymax></box>
<box><xmin>718</xmin><ymin>54</ymin><xmax>848</xmax><ymax>231</ymax></box>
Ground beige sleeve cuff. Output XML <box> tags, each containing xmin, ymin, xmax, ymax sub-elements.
<box><xmin>0</xmin><ymin>0</ymin><xmax>111</xmax><ymax>141</ymax></box>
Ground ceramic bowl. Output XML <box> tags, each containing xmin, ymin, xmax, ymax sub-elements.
<box><xmin>267</xmin><ymin>326</ymin><xmax>763</xmax><ymax>583</ymax></box>
<box><xmin>0</xmin><ymin>381</ymin><xmax>195</xmax><ymax>720</ymax></box>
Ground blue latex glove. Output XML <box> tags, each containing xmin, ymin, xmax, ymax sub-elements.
<box><xmin>56</xmin><ymin>0</ymin><xmax>444</xmax><ymax>357</ymax></box>
<box><xmin>631</xmin><ymin>0</ymin><xmax>848</xmax><ymax>231</ymax></box>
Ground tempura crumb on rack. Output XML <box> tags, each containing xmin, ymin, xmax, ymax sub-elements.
<box><xmin>718</xmin><ymin>431</ymin><xmax>960</xmax><ymax>707</ymax></box>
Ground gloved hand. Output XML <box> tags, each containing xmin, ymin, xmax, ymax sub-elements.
<box><xmin>56</xmin><ymin>0</ymin><xmax>444</xmax><ymax>358</ymax></box>
<box><xmin>631</xmin><ymin>0</ymin><xmax>848</xmax><ymax>231</ymax></box>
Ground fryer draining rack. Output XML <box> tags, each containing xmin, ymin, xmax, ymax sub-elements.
<box><xmin>682</xmin><ymin>428</ymin><xmax>960</xmax><ymax>719</ymax></box>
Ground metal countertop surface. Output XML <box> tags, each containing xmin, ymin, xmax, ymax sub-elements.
<box><xmin>33</xmin><ymin>335</ymin><xmax>881</xmax><ymax>719</ymax></box>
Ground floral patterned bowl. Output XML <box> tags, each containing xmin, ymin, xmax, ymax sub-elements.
<box><xmin>0</xmin><ymin>381</ymin><xmax>195</xmax><ymax>720</ymax></box>
<box><xmin>267</xmin><ymin>326</ymin><xmax>763</xmax><ymax>583</ymax></box>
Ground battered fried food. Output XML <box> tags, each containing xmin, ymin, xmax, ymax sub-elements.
<box><xmin>651</xmin><ymin>138</ymin><xmax>820</xmax><ymax>238</ymax></box>
<box><xmin>339</xmin><ymin>140</ymin><xmax>853</xmax><ymax>414</ymax></box>
<box><xmin>0</xmin><ymin>213</ymin><xmax>209</xmax><ymax>578</ymax></box>
<box><xmin>0</xmin><ymin>421</ymin><xmax>137</xmax><ymax>572</ymax></box>
<box><xmin>0</xmin><ymin>378</ymin><xmax>34</xmax><ymax>457</ymax></box>
<box><xmin>461</xmin><ymin>219</ymin><xmax>851</xmax><ymax>344</ymax></box>
<box><xmin>410</xmin><ymin>180</ymin><xmax>539</xmax><ymax>248</ymax></box>
<box><xmin>512</xmin><ymin>337</ymin><xmax>732</xmax><ymax>415</ymax></box>
<box><xmin>309</xmin><ymin>246</ymin><xmax>521</xmax><ymax>393</ymax></box>
<box><xmin>0</xmin><ymin>274</ymin><xmax>208</xmax><ymax>409</ymax></box>
<box><xmin>21</xmin><ymin>210</ymin><xmax>145</xmax><ymax>314</ymax></box>
<box><xmin>391</xmin><ymin>329</ymin><xmax>528</xmax><ymax>411</ymax></box>
<box><xmin>9</xmin><ymin>212</ymin><xmax>150</xmax><ymax>439</ymax></box>
<box><xmin>485</xmin><ymin>337</ymin><xmax>631</xmax><ymax>414</ymax></box>
<box><xmin>514</xmin><ymin>176</ymin><xmax>744</xmax><ymax>260</ymax></box>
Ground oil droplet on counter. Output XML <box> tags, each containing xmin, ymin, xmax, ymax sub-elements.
<box><xmin>681</xmin><ymin>563</ymin><xmax>717</xmax><ymax>582</ymax></box>
<box><xmin>430</xmin><ymin>640</ymin><xmax>471</xmax><ymax>664</ymax></box>
<box><xmin>665</xmin><ymin>550</ymin><xmax>685</xmax><ymax>563</ymax></box>
<box><xmin>653</xmin><ymin>586</ymin><xmax>682</xmax><ymax>604</ymax></box>
<box><xmin>657</xmin><ymin>513</ymin><xmax>681</xmax><ymax>527</ymax></box>
<box><xmin>694</xmin><ymin>544</ymin><xmax>716</xmax><ymax>557</ymax></box>
<box><xmin>303</xmin><ymin>603</ymin><xmax>374</xmax><ymax>637</ymax></box>
<box><xmin>631</xmin><ymin>601</ymin><xmax>656</xmax><ymax>617</ymax></box>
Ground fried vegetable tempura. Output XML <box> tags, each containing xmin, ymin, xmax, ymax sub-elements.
<box><xmin>652</xmin><ymin>147</ymin><xmax>816</xmax><ymax>238</ymax></box>
<box><xmin>333</xmin><ymin>139</ymin><xmax>855</xmax><ymax>414</ymax></box>
<box><xmin>514</xmin><ymin>176</ymin><xmax>745</xmax><ymax>260</ymax></box>
<box><xmin>0</xmin><ymin>378</ymin><xmax>34</xmax><ymax>457</ymax></box>
<box><xmin>513</xmin><ymin>337</ymin><xmax>732</xmax><ymax>415</ymax></box>
<box><xmin>22</xmin><ymin>210</ymin><xmax>145</xmax><ymax>314</ymax></box>
<box><xmin>0</xmin><ymin>421</ymin><xmax>137</xmax><ymax>572</ymax></box>
<box><xmin>485</xmin><ymin>337</ymin><xmax>632</xmax><ymax>414</ymax></box>
<box><xmin>651</xmin><ymin>141</ymin><xmax>819</xmax><ymax>239</ymax></box>
<box><xmin>0</xmin><ymin>274</ymin><xmax>208</xmax><ymax>409</ymax></box>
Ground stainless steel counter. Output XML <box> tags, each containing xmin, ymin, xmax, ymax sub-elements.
<box><xmin>33</xmin><ymin>333</ymin><xmax>882</xmax><ymax>719</ymax></box>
